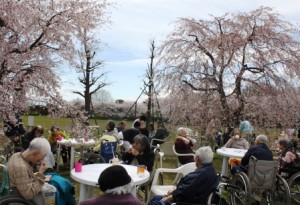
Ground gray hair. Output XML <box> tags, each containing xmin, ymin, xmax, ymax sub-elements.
<box><xmin>133</xmin><ymin>134</ymin><xmax>150</xmax><ymax>152</ymax></box>
<box><xmin>105</xmin><ymin>180</ymin><xmax>133</xmax><ymax>195</ymax></box>
<box><xmin>177</xmin><ymin>127</ymin><xmax>187</xmax><ymax>136</ymax></box>
<box><xmin>29</xmin><ymin>137</ymin><xmax>51</xmax><ymax>156</ymax></box>
<box><xmin>195</xmin><ymin>146</ymin><xmax>214</xmax><ymax>164</ymax></box>
<box><xmin>255</xmin><ymin>134</ymin><xmax>268</xmax><ymax>144</ymax></box>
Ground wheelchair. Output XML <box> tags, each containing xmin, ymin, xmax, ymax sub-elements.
<box><xmin>228</xmin><ymin>157</ymin><xmax>291</xmax><ymax>205</ymax></box>
<box><xmin>278</xmin><ymin>159</ymin><xmax>300</xmax><ymax>204</ymax></box>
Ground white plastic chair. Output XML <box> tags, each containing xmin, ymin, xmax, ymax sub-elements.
<box><xmin>148</xmin><ymin>162</ymin><xmax>197</xmax><ymax>204</ymax></box>
<box><xmin>155</xmin><ymin>142</ymin><xmax>177</xmax><ymax>168</ymax></box>
<box><xmin>172</xmin><ymin>145</ymin><xmax>195</xmax><ymax>166</ymax></box>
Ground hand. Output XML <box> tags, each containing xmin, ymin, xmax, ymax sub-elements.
<box><xmin>161</xmin><ymin>195</ymin><xmax>172</xmax><ymax>202</ymax></box>
<box><xmin>38</xmin><ymin>160</ymin><xmax>48</xmax><ymax>174</ymax></box>
<box><xmin>167</xmin><ymin>190</ymin><xmax>173</xmax><ymax>196</ymax></box>
<box><xmin>128</xmin><ymin>147</ymin><xmax>139</xmax><ymax>156</ymax></box>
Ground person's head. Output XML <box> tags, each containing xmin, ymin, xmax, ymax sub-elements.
<box><xmin>106</xmin><ymin>120</ymin><xmax>115</xmax><ymax>132</ymax></box>
<box><xmin>50</xmin><ymin>126</ymin><xmax>58</xmax><ymax>134</ymax></box>
<box><xmin>98</xmin><ymin>165</ymin><xmax>132</xmax><ymax>195</ymax></box>
<box><xmin>139</xmin><ymin>115</ymin><xmax>147</xmax><ymax>122</ymax></box>
<box><xmin>27</xmin><ymin>137</ymin><xmax>51</xmax><ymax>165</ymax></box>
<box><xmin>132</xmin><ymin>134</ymin><xmax>150</xmax><ymax>153</ymax></box>
<box><xmin>157</xmin><ymin>121</ymin><xmax>164</xmax><ymax>128</ymax></box>
<box><xmin>31</xmin><ymin>125</ymin><xmax>44</xmax><ymax>138</ymax></box>
<box><xmin>118</xmin><ymin>121</ymin><xmax>126</xmax><ymax>129</ymax></box>
<box><xmin>278</xmin><ymin>139</ymin><xmax>292</xmax><ymax>151</ymax></box>
<box><xmin>232</xmin><ymin>128</ymin><xmax>240</xmax><ymax>140</ymax></box>
<box><xmin>195</xmin><ymin>146</ymin><xmax>214</xmax><ymax>168</ymax></box>
<box><xmin>148</xmin><ymin>123</ymin><xmax>154</xmax><ymax>131</ymax></box>
<box><xmin>133</xmin><ymin>121</ymin><xmax>141</xmax><ymax>129</ymax></box>
<box><xmin>255</xmin><ymin>134</ymin><xmax>268</xmax><ymax>145</ymax></box>
<box><xmin>177</xmin><ymin>127</ymin><xmax>187</xmax><ymax>138</ymax></box>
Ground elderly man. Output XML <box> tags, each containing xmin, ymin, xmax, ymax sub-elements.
<box><xmin>7</xmin><ymin>137</ymin><xmax>51</xmax><ymax>205</ymax></box>
<box><xmin>148</xmin><ymin>146</ymin><xmax>219</xmax><ymax>205</ymax></box>
<box><xmin>240</xmin><ymin>134</ymin><xmax>273</xmax><ymax>170</ymax></box>
<box><xmin>232</xmin><ymin>134</ymin><xmax>273</xmax><ymax>175</ymax></box>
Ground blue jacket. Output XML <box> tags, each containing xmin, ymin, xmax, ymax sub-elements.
<box><xmin>241</xmin><ymin>143</ymin><xmax>273</xmax><ymax>167</ymax></box>
<box><xmin>45</xmin><ymin>172</ymin><xmax>76</xmax><ymax>205</ymax></box>
<box><xmin>172</xmin><ymin>163</ymin><xmax>218</xmax><ymax>203</ymax></box>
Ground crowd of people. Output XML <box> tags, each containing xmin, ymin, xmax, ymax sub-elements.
<box><xmin>2</xmin><ymin>114</ymin><xmax>300</xmax><ymax>205</ymax></box>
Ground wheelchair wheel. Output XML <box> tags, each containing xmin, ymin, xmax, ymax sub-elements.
<box><xmin>271</xmin><ymin>175</ymin><xmax>291</xmax><ymax>205</ymax></box>
<box><xmin>288</xmin><ymin>172</ymin><xmax>300</xmax><ymax>204</ymax></box>
<box><xmin>0</xmin><ymin>195</ymin><xmax>36</xmax><ymax>205</ymax></box>
<box><xmin>230</xmin><ymin>172</ymin><xmax>251</xmax><ymax>205</ymax></box>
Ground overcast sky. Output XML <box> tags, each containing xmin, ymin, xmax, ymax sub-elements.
<box><xmin>60</xmin><ymin>0</ymin><xmax>300</xmax><ymax>102</ymax></box>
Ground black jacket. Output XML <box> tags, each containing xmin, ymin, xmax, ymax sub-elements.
<box><xmin>172</xmin><ymin>163</ymin><xmax>218</xmax><ymax>203</ymax></box>
<box><xmin>122</xmin><ymin>149</ymin><xmax>155</xmax><ymax>172</ymax></box>
<box><xmin>241</xmin><ymin>143</ymin><xmax>273</xmax><ymax>167</ymax></box>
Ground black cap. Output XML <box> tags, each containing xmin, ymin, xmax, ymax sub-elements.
<box><xmin>98</xmin><ymin>165</ymin><xmax>131</xmax><ymax>192</ymax></box>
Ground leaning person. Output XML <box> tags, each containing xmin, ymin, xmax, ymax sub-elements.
<box><xmin>148</xmin><ymin>146</ymin><xmax>219</xmax><ymax>205</ymax></box>
<box><xmin>122</xmin><ymin>134</ymin><xmax>155</xmax><ymax>172</ymax></box>
<box><xmin>7</xmin><ymin>137</ymin><xmax>51</xmax><ymax>205</ymax></box>
<box><xmin>79</xmin><ymin>165</ymin><xmax>143</xmax><ymax>205</ymax></box>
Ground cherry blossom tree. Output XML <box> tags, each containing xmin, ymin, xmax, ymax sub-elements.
<box><xmin>158</xmin><ymin>7</ymin><xmax>300</xmax><ymax>127</ymax></box>
<box><xmin>0</xmin><ymin>0</ymin><xmax>111</xmax><ymax>132</ymax></box>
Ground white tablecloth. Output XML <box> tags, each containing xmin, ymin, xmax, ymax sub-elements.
<box><xmin>71</xmin><ymin>164</ymin><xmax>150</xmax><ymax>202</ymax></box>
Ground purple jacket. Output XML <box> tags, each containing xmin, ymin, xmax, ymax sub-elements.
<box><xmin>79</xmin><ymin>193</ymin><xmax>143</xmax><ymax>205</ymax></box>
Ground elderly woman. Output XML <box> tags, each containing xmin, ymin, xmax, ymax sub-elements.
<box><xmin>122</xmin><ymin>134</ymin><xmax>155</xmax><ymax>172</ymax></box>
<box><xmin>79</xmin><ymin>165</ymin><xmax>143</xmax><ymax>205</ymax></box>
<box><xmin>174</xmin><ymin>127</ymin><xmax>197</xmax><ymax>165</ymax></box>
<box><xmin>225</xmin><ymin>128</ymin><xmax>249</xmax><ymax>169</ymax></box>
<box><xmin>278</xmin><ymin>139</ymin><xmax>297</xmax><ymax>170</ymax></box>
<box><xmin>224</xmin><ymin>128</ymin><xmax>249</xmax><ymax>150</ymax></box>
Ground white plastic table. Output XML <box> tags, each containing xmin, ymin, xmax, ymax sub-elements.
<box><xmin>216</xmin><ymin>148</ymin><xmax>247</xmax><ymax>176</ymax></box>
<box><xmin>56</xmin><ymin>138</ymin><xmax>95</xmax><ymax>171</ymax></box>
<box><xmin>71</xmin><ymin>164</ymin><xmax>150</xmax><ymax>202</ymax></box>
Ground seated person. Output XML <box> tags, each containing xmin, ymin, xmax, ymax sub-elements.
<box><xmin>104</xmin><ymin>120</ymin><xmax>119</xmax><ymax>138</ymax></box>
<box><xmin>22</xmin><ymin>125</ymin><xmax>44</xmax><ymax>150</ymax></box>
<box><xmin>222</xmin><ymin>126</ymin><xmax>234</xmax><ymax>145</ymax></box>
<box><xmin>79</xmin><ymin>165</ymin><xmax>143</xmax><ymax>205</ymax></box>
<box><xmin>48</xmin><ymin>126</ymin><xmax>70</xmax><ymax>165</ymax></box>
<box><xmin>7</xmin><ymin>137</ymin><xmax>51</xmax><ymax>205</ymax></box>
<box><xmin>175</xmin><ymin>127</ymin><xmax>197</xmax><ymax>165</ymax></box>
<box><xmin>122</xmin><ymin>134</ymin><xmax>154</xmax><ymax>172</ymax></box>
<box><xmin>48</xmin><ymin>126</ymin><xmax>59</xmax><ymax>153</ymax></box>
<box><xmin>117</xmin><ymin>121</ymin><xmax>126</xmax><ymax>132</ymax></box>
<box><xmin>148</xmin><ymin>123</ymin><xmax>156</xmax><ymax>139</ymax></box>
<box><xmin>4</xmin><ymin>112</ymin><xmax>26</xmax><ymax>146</ymax></box>
<box><xmin>278</xmin><ymin>138</ymin><xmax>298</xmax><ymax>173</ymax></box>
<box><xmin>148</xmin><ymin>146</ymin><xmax>218</xmax><ymax>205</ymax></box>
<box><xmin>155</xmin><ymin>121</ymin><xmax>168</xmax><ymax>138</ymax></box>
<box><xmin>232</xmin><ymin>134</ymin><xmax>273</xmax><ymax>174</ymax></box>
<box><xmin>118</xmin><ymin>121</ymin><xmax>141</xmax><ymax>150</ymax></box>
<box><xmin>224</xmin><ymin>128</ymin><xmax>249</xmax><ymax>149</ymax></box>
